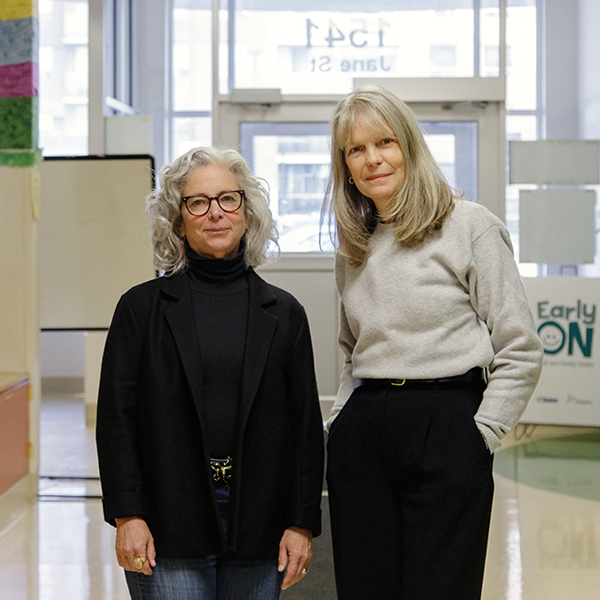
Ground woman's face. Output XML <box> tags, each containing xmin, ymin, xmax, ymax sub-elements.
<box><xmin>180</xmin><ymin>164</ymin><xmax>247</xmax><ymax>260</ymax></box>
<box><xmin>344</xmin><ymin>119</ymin><xmax>406</xmax><ymax>215</ymax></box>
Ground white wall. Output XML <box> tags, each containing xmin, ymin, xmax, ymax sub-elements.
<box><xmin>40</xmin><ymin>332</ymin><xmax>85</xmax><ymax>378</ymax></box>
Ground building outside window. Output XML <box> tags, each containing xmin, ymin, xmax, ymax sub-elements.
<box><xmin>39</xmin><ymin>0</ymin><xmax>89</xmax><ymax>156</ymax></box>
<box><xmin>171</xmin><ymin>0</ymin><xmax>212</xmax><ymax>158</ymax></box>
<box><xmin>38</xmin><ymin>0</ymin><xmax>541</xmax><ymax>255</ymax></box>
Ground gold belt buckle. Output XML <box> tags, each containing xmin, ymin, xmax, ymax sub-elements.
<box><xmin>391</xmin><ymin>379</ymin><xmax>406</xmax><ymax>386</ymax></box>
<box><xmin>210</xmin><ymin>457</ymin><xmax>233</xmax><ymax>486</ymax></box>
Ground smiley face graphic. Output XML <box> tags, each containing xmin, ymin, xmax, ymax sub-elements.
<box><xmin>538</xmin><ymin>322</ymin><xmax>566</xmax><ymax>354</ymax></box>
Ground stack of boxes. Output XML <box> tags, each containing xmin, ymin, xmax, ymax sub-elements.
<box><xmin>0</xmin><ymin>0</ymin><xmax>40</xmax><ymax>166</ymax></box>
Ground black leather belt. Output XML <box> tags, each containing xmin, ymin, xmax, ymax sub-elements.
<box><xmin>360</xmin><ymin>367</ymin><xmax>485</xmax><ymax>388</ymax></box>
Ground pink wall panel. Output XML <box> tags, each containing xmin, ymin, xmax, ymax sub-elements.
<box><xmin>0</xmin><ymin>379</ymin><xmax>29</xmax><ymax>496</ymax></box>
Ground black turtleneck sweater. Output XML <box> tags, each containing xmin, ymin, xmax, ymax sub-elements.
<box><xmin>185</xmin><ymin>244</ymin><xmax>249</xmax><ymax>459</ymax></box>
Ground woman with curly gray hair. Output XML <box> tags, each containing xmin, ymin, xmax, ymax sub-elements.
<box><xmin>96</xmin><ymin>146</ymin><xmax>324</xmax><ymax>600</ymax></box>
<box><xmin>146</xmin><ymin>146</ymin><xmax>278</xmax><ymax>274</ymax></box>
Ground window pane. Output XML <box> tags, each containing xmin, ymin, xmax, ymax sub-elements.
<box><xmin>506</xmin><ymin>114</ymin><xmax>537</xmax><ymax>142</ymax></box>
<box><xmin>505</xmin><ymin>0</ymin><xmax>537</xmax><ymax>272</ymax></box>
<box><xmin>173</xmin><ymin>0</ymin><xmax>212</xmax><ymax>111</ymax></box>
<box><xmin>506</xmin><ymin>2</ymin><xmax>537</xmax><ymax>110</ymax></box>
<box><xmin>505</xmin><ymin>114</ymin><xmax>537</xmax><ymax>270</ymax></box>
<box><xmin>421</xmin><ymin>121</ymin><xmax>478</xmax><ymax>202</ymax></box>
<box><xmin>240</xmin><ymin>119</ymin><xmax>478</xmax><ymax>252</ymax></box>
<box><xmin>39</xmin><ymin>0</ymin><xmax>89</xmax><ymax>155</ymax></box>
<box><xmin>219</xmin><ymin>1</ymin><xmax>501</xmax><ymax>95</ymax></box>
<box><xmin>240</xmin><ymin>123</ymin><xmax>332</xmax><ymax>252</ymax></box>
<box><xmin>480</xmin><ymin>4</ymin><xmax>500</xmax><ymax>77</ymax></box>
<box><xmin>172</xmin><ymin>117</ymin><xmax>212</xmax><ymax>160</ymax></box>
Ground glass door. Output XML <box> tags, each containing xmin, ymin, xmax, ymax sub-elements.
<box><xmin>217</xmin><ymin>98</ymin><xmax>502</xmax><ymax>252</ymax></box>
<box><xmin>239</xmin><ymin>122</ymin><xmax>332</xmax><ymax>252</ymax></box>
<box><xmin>237</xmin><ymin>119</ymin><xmax>480</xmax><ymax>253</ymax></box>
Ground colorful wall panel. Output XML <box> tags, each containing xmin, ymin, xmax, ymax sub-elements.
<box><xmin>0</xmin><ymin>1</ymin><xmax>40</xmax><ymax>166</ymax></box>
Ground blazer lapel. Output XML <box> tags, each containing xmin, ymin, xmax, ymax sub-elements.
<box><xmin>161</xmin><ymin>274</ymin><xmax>205</xmax><ymax>415</ymax></box>
<box><xmin>238</xmin><ymin>271</ymin><xmax>278</xmax><ymax>429</ymax></box>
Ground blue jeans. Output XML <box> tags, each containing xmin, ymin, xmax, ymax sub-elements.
<box><xmin>125</xmin><ymin>482</ymin><xmax>283</xmax><ymax>599</ymax></box>
<box><xmin>125</xmin><ymin>556</ymin><xmax>283</xmax><ymax>600</ymax></box>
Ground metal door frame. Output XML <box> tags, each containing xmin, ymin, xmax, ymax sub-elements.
<box><xmin>215</xmin><ymin>89</ymin><xmax>506</xmax><ymax>221</ymax></box>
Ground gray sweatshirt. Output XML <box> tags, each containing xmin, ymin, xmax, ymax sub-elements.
<box><xmin>331</xmin><ymin>199</ymin><xmax>543</xmax><ymax>452</ymax></box>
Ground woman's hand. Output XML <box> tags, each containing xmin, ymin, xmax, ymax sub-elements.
<box><xmin>115</xmin><ymin>517</ymin><xmax>156</xmax><ymax>575</ymax></box>
<box><xmin>278</xmin><ymin>526</ymin><xmax>313</xmax><ymax>590</ymax></box>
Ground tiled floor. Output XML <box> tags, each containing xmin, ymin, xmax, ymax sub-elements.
<box><xmin>1</xmin><ymin>394</ymin><xmax>600</xmax><ymax>599</ymax></box>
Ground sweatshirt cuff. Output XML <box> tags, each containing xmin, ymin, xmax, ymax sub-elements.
<box><xmin>476</xmin><ymin>423</ymin><xmax>502</xmax><ymax>454</ymax></box>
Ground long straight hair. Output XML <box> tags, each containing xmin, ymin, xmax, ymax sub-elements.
<box><xmin>323</xmin><ymin>86</ymin><xmax>456</xmax><ymax>268</ymax></box>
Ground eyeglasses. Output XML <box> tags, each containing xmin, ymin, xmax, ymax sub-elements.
<box><xmin>181</xmin><ymin>190</ymin><xmax>245</xmax><ymax>217</ymax></box>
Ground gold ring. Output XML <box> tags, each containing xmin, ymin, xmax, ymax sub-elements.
<box><xmin>301</xmin><ymin>567</ymin><xmax>308</xmax><ymax>576</ymax></box>
<box><xmin>132</xmin><ymin>557</ymin><xmax>147</xmax><ymax>570</ymax></box>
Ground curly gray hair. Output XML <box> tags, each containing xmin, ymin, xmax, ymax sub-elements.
<box><xmin>146</xmin><ymin>146</ymin><xmax>278</xmax><ymax>274</ymax></box>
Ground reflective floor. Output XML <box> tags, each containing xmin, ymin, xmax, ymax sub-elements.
<box><xmin>484</xmin><ymin>427</ymin><xmax>600</xmax><ymax>600</ymax></box>
<box><xmin>0</xmin><ymin>394</ymin><xmax>129</xmax><ymax>600</ymax></box>
<box><xmin>1</xmin><ymin>394</ymin><xmax>599</xmax><ymax>599</ymax></box>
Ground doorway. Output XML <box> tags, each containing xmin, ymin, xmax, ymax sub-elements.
<box><xmin>215</xmin><ymin>92</ymin><xmax>505</xmax><ymax>397</ymax></box>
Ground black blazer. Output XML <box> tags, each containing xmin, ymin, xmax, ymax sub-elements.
<box><xmin>96</xmin><ymin>268</ymin><xmax>324</xmax><ymax>559</ymax></box>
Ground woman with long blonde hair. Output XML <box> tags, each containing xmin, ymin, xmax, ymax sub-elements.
<box><xmin>324</xmin><ymin>86</ymin><xmax>542</xmax><ymax>599</ymax></box>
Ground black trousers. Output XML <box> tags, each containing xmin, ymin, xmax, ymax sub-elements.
<box><xmin>326</xmin><ymin>380</ymin><xmax>494</xmax><ymax>600</ymax></box>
